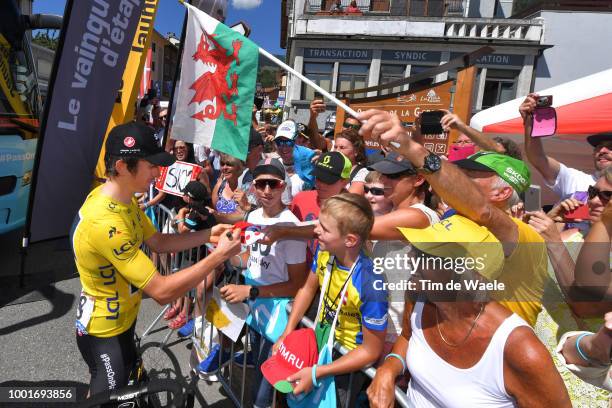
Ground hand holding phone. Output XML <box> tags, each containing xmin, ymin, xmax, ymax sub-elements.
<box><xmin>531</xmin><ymin>95</ymin><xmax>556</xmax><ymax>137</ymax></box>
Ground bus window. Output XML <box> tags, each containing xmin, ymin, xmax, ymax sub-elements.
<box><xmin>0</xmin><ymin>4</ymin><xmax>41</xmax><ymax>237</ymax></box>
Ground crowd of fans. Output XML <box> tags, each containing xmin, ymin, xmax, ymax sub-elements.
<box><xmin>116</xmin><ymin>92</ymin><xmax>611</xmax><ymax>407</ymax></box>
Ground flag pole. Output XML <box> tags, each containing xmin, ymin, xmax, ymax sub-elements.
<box><xmin>258</xmin><ymin>47</ymin><xmax>360</xmax><ymax>120</ymax></box>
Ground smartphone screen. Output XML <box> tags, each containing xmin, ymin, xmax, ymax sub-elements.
<box><xmin>531</xmin><ymin>107</ymin><xmax>557</xmax><ymax>137</ymax></box>
<box><xmin>420</xmin><ymin>110</ymin><xmax>445</xmax><ymax>135</ymax></box>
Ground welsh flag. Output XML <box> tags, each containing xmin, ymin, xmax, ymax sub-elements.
<box><xmin>172</xmin><ymin>3</ymin><xmax>258</xmax><ymax>160</ymax></box>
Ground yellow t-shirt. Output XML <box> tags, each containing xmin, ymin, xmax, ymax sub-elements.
<box><xmin>312</xmin><ymin>247</ymin><xmax>388</xmax><ymax>351</ymax></box>
<box><xmin>495</xmin><ymin>218</ymin><xmax>548</xmax><ymax>326</ymax></box>
<box><xmin>71</xmin><ymin>186</ymin><xmax>157</xmax><ymax>337</ymax></box>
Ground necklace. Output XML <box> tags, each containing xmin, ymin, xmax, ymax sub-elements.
<box><xmin>435</xmin><ymin>303</ymin><xmax>485</xmax><ymax>348</ymax></box>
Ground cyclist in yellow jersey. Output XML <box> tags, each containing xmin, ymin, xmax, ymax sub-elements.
<box><xmin>72</xmin><ymin>122</ymin><xmax>241</xmax><ymax>395</ymax></box>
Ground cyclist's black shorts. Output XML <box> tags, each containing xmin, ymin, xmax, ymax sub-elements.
<box><xmin>76</xmin><ymin>322</ymin><xmax>137</xmax><ymax>395</ymax></box>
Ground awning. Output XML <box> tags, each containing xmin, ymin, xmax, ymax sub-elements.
<box><xmin>470</xmin><ymin>69</ymin><xmax>612</xmax><ymax>135</ymax></box>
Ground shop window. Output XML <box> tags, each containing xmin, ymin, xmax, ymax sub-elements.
<box><xmin>302</xmin><ymin>62</ymin><xmax>334</xmax><ymax>100</ymax></box>
<box><xmin>338</xmin><ymin>63</ymin><xmax>370</xmax><ymax>98</ymax></box>
<box><xmin>481</xmin><ymin>69</ymin><xmax>519</xmax><ymax>110</ymax></box>
<box><xmin>379</xmin><ymin>64</ymin><xmax>406</xmax><ymax>95</ymax></box>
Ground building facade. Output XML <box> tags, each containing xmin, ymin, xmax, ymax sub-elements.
<box><xmin>513</xmin><ymin>1</ymin><xmax>612</xmax><ymax>91</ymax></box>
<box><xmin>149</xmin><ymin>30</ymin><xmax>180</xmax><ymax>100</ymax></box>
<box><xmin>281</xmin><ymin>0</ymin><xmax>548</xmax><ymax>126</ymax></box>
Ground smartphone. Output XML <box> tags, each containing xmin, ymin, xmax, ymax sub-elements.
<box><xmin>420</xmin><ymin>110</ymin><xmax>445</xmax><ymax>135</ymax></box>
<box><xmin>524</xmin><ymin>185</ymin><xmax>541</xmax><ymax>212</ymax></box>
<box><xmin>313</xmin><ymin>91</ymin><xmax>324</xmax><ymax>101</ymax></box>
<box><xmin>561</xmin><ymin>191</ymin><xmax>589</xmax><ymax>220</ymax></box>
<box><xmin>447</xmin><ymin>144</ymin><xmax>476</xmax><ymax>162</ymax></box>
<box><xmin>531</xmin><ymin>106</ymin><xmax>557</xmax><ymax>137</ymax></box>
<box><xmin>536</xmin><ymin>95</ymin><xmax>553</xmax><ymax>108</ymax></box>
<box><xmin>564</xmin><ymin>204</ymin><xmax>590</xmax><ymax>221</ymax></box>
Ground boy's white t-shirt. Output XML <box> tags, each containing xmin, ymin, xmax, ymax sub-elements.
<box><xmin>245</xmin><ymin>208</ymin><xmax>306</xmax><ymax>285</ymax></box>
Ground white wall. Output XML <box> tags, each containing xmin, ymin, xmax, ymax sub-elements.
<box><xmin>534</xmin><ymin>11</ymin><xmax>612</xmax><ymax>90</ymax></box>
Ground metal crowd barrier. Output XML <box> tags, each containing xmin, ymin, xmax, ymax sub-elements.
<box><xmin>141</xmin><ymin>204</ymin><xmax>410</xmax><ymax>407</ymax></box>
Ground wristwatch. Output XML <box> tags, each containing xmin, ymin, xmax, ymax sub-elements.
<box><xmin>416</xmin><ymin>152</ymin><xmax>442</xmax><ymax>174</ymax></box>
<box><xmin>249</xmin><ymin>286</ymin><xmax>260</xmax><ymax>300</ymax></box>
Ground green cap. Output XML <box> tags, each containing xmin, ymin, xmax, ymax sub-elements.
<box><xmin>455</xmin><ymin>151</ymin><xmax>531</xmax><ymax>193</ymax></box>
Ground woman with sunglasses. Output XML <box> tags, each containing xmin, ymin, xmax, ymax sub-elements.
<box><xmin>520</xmin><ymin>167</ymin><xmax>612</xmax><ymax>406</ymax></box>
<box><xmin>211</xmin><ymin>153</ymin><xmax>248</xmax><ymax>223</ymax></box>
<box><xmin>333</xmin><ymin>128</ymin><xmax>369</xmax><ymax>195</ymax></box>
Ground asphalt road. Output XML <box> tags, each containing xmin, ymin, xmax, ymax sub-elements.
<box><xmin>0</xmin><ymin>276</ymin><xmax>242</xmax><ymax>408</ymax></box>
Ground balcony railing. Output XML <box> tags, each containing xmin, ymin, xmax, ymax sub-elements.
<box><xmin>305</xmin><ymin>0</ymin><xmax>467</xmax><ymax>16</ymax></box>
<box><xmin>444</xmin><ymin>18</ymin><xmax>543</xmax><ymax>41</ymax></box>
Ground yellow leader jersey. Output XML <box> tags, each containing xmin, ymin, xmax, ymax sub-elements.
<box><xmin>496</xmin><ymin>218</ymin><xmax>548</xmax><ymax>326</ymax></box>
<box><xmin>71</xmin><ymin>186</ymin><xmax>157</xmax><ymax>338</ymax></box>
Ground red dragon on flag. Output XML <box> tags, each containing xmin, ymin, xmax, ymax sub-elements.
<box><xmin>189</xmin><ymin>32</ymin><xmax>242</xmax><ymax>125</ymax></box>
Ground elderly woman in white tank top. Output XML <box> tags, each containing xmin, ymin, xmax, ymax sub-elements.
<box><xmin>367</xmin><ymin>215</ymin><xmax>571</xmax><ymax>408</ymax></box>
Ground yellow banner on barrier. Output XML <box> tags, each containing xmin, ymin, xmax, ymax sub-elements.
<box><xmin>93</xmin><ymin>0</ymin><xmax>159</xmax><ymax>184</ymax></box>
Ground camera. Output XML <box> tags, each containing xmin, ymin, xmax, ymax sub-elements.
<box><xmin>536</xmin><ymin>95</ymin><xmax>553</xmax><ymax>108</ymax></box>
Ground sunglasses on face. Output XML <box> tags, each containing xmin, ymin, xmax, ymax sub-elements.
<box><xmin>275</xmin><ymin>139</ymin><xmax>295</xmax><ymax>148</ymax></box>
<box><xmin>221</xmin><ymin>161</ymin><xmax>236</xmax><ymax>167</ymax></box>
<box><xmin>343</xmin><ymin>122</ymin><xmax>361</xmax><ymax>130</ymax></box>
<box><xmin>364</xmin><ymin>186</ymin><xmax>388</xmax><ymax>196</ymax></box>
<box><xmin>254</xmin><ymin>179</ymin><xmax>283</xmax><ymax>190</ymax></box>
<box><xmin>588</xmin><ymin>185</ymin><xmax>612</xmax><ymax>202</ymax></box>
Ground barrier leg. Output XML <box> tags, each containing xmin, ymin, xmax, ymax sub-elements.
<box><xmin>142</xmin><ymin>304</ymin><xmax>170</xmax><ymax>339</ymax></box>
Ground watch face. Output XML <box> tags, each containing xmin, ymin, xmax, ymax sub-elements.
<box><xmin>426</xmin><ymin>153</ymin><xmax>442</xmax><ymax>172</ymax></box>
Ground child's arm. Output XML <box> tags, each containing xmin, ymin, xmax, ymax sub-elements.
<box><xmin>272</xmin><ymin>272</ymin><xmax>320</xmax><ymax>352</ymax></box>
<box><xmin>289</xmin><ymin>325</ymin><xmax>385</xmax><ymax>394</ymax></box>
<box><xmin>220</xmin><ymin>262</ymin><xmax>308</xmax><ymax>303</ymax></box>
<box><xmin>260</xmin><ymin>224</ymin><xmax>316</xmax><ymax>245</ymax></box>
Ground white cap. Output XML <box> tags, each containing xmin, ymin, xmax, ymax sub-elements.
<box><xmin>274</xmin><ymin>120</ymin><xmax>297</xmax><ymax>141</ymax></box>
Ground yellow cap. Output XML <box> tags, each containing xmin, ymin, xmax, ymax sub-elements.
<box><xmin>398</xmin><ymin>215</ymin><xmax>504</xmax><ymax>280</ymax></box>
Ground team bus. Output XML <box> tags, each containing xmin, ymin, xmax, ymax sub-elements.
<box><xmin>0</xmin><ymin>1</ymin><xmax>60</xmax><ymax>234</ymax></box>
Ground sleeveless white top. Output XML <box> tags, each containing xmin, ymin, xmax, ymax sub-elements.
<box><xmin>405</xmin><ymin>301</ymin><xmax>528</xmax><ymax>408</ymax></box>
<box><xmin>410</xmin><ymin>203</ymin><xmax>440</xmax><ymax>225</ymax></box>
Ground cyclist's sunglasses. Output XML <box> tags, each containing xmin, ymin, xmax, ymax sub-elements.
<box><xmin>254</xmin><ymin>179</ymin><xmax>283</xmax><ymax>190</ymax></box>
<box><xmin>343</xmin><ymin>122</ymin><xmax>361</xmax><ymax>130</ymax></box>
<box><xmin>588</xmin><ymin>185</ymin><xmax>612</xmax><ymax>202</ymax></box>
<box><xmin>364</xmin><ymin>186</ymin><xmax>389</xmax><ymax>196</ymax></box>
<box><xmin>275</xmin><ymin>139</ymin><xmax>295</xmax><ymax>148</ymax></box>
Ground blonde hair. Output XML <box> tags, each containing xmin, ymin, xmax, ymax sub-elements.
<box><xmin>364</xmin><ymin>170</ymin><xmax>382</xmax><ymax>184</ymax></box>
<box><xmin>321</xmin><ymin>193</ymin><xmax>374</xmax><ymax>243</ymax></box>
<box><xmin>220</xmin><ymin>153</ymin><xmax>244</xmax><ymax>170</ymax></box>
